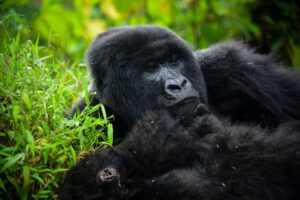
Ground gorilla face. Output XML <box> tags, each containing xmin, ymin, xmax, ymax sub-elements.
<box><xmin>88</xmin><ymin>26</ymin><xmax>207</xmax><ymax>126</ymax></box>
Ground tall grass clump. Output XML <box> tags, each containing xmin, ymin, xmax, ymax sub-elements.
<box><xmin>0</xmin><ymin>19</ymin><xmax>113</xmax><ymax>199</ymax></box>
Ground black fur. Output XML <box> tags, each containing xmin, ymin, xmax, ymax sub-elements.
<box><xmin>70</xmin><ymin>26</ymin><xmax>300</xmax><ymax>133</ymax></box>
<box><xmin>64</xmin><ymin>26</ymin><xmax>300</xmax><ymax>199</ymax></box>
<box><xmin>60</xmin><ymin>111</ymin><xmax>300</xmax><ymax>200</ymax></box>
<box><xmin>196</xmin><ymin>42</ymin><xmax>300</xmax><ymax>127</ymax></box>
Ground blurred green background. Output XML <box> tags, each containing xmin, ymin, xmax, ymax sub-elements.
<box><xmin>1</xmin><ymin>0</ymin><xmax>300</xmax><ymax>66</ymax></box>
<box><xmin>1</xmin><ymin>0</ymin><xmax>300</xmax><ymax>199</ymax></box>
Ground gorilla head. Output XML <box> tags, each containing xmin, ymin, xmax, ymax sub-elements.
<box><xmin>87</xmin><ymin>26</ymin><xmax>207</xmax><ymax>127</ymax></box>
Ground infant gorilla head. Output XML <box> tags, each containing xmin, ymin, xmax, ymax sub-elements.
<box><xmin>60</xmin><ymin>110</ymin><xmax>300</xmax><ymax>200</ymax></box>
<box><xmin>87</xmin><ymin>26</ymin><xmax>207</xmax><ymax>127</ymax></box>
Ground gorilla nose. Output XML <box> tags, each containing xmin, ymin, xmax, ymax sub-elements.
<box><xmin>165</xmin><ymin>78</ymin><xmax>188</xmax><ymax>94</ymax></box>
<box><xmin>163</xmin><ymin>77</ymin><xmax>199</xmax><ymax>107</ymax></box>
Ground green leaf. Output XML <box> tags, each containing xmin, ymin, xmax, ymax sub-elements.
<box><xmin>25</xmin><ymin>129</ymin><xmax>34</xmax><ymax>144</ymax></box>
<box><xmin>0</xmin><ymin>178</ymin><xmax>6</xmax><ymax>192</ymax></box>
<box><xmin>70</xmin><ymin>146</ymin><xmax>77</xmax><ymax>164</ymax></box>
<box><xmin>88</xmin><ymin>104</ymin><xmax>101</xmax><ymax>115</ymax></box>
<box><xmin>22</xmin><ymin>165</ymin><xmax>30</xmax><ymax>187</ymax></box>
<box><xmin>84</xmin><ymin>88</ymin><xmax>90</xmax><ymax>105</ymax></box>
<box><xmin>21</xmin><ymin>91</ymin><xmax>31</xmax><ymax>110</ymax></box>
<box><xmin>1</xmin><ymin>153</ymin><xmax>25</xmax><ymax>173</ymax></box>
<box><xmin>100</xmin><ymin>104</ymin><xmax>107</xmax><ymax>119</ymax></box>
<box><xmin>107</xmin><ymin>123</ymin><xmax>113</xmax><ymax>146</ymax></box>
<box><xmin>42</xmin><ymin>150</ymin><xmax>48</xmax><ymax>163</ymax></box>
<box><xmin>12</xmin><ymin>105</ymin><xmax>20</xmax><ymax>123</ymax></box>
<box><xmin>31</xmin><ymin>174</ymin><xmax>44</xmax><ymax>185</ymax></box>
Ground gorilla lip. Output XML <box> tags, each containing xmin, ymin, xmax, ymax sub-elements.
<box><xmin>166</xmin><ymin>96</ymin><xmax>199</xmax><ymax>107</ymax></box>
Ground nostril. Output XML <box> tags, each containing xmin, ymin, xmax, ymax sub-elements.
<box><xmin>167</xmin><ymin>84</ymin><xmax>181</xmax><ymax>93</ymax></box>
<box><xmin>181</xmin><ymin>79</ymin><xmax>187</xmax><ymax>87</ymax></box>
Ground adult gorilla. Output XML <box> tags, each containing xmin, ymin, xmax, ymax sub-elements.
<box><xmin>70</xmin><ymin>25</ymin><xmax>300</xmax><ymax>134</ymax></box>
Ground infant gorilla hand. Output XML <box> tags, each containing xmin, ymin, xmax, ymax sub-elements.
<box><xmin>97</xmin><ymin>167</ymin><xmax>119</xmax><ymax>184</ymax></box>
<box><xmin>59</xmin><ymin>149</ymin><xmax>125</xmax><ymax>200</ymax></box>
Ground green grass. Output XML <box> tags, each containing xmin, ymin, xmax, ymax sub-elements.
<box><xmin>0</xmin><ymin>28</ymin><xmax>113</xmax><ymax>199</ymax></box>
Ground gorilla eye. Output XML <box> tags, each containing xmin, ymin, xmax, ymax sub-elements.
<box><xmin>146</xmin><ymin>62</ymin><xmax>158</xmax><ymax>72</ymax></box>
<box><xmin>170</xmin><ymin>54</ymin><xmax>178</xmax><ymax>63</ymax></box>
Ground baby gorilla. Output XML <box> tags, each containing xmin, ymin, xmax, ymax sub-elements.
<box><xmin>60</xmin><ymin>109</ymin><xmax>300</xmax><ymax>200</ymax></box>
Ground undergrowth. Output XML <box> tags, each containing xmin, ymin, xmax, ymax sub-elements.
<box><xmin>0</xmin><ymin>22</ymin><xmax>113</xmax><ymax>199</ymax></box>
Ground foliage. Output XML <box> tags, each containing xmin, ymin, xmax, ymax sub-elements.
<box><xmin>1</xmin><ymin>0</ymin><xmax>299</xmax><ymax>66</ymax></box>
<box><xmin>0</xmin><ymin>24</ymin><xmax>113</xmax><ymax>199</ymax></box>
<box><xmin>0</xmin><ymin>0</ymin><xmax>299</xmax><ymax>199</ymax></box>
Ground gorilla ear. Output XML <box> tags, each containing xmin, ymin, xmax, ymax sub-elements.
<box><xmin>97</xmin><ymin>167</ymin><xmax>119</xmax><ymax>183</ymax></box>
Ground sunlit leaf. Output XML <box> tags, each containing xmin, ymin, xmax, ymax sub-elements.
<box><xmin>102</xmin><ymin>0</ymin><xmax>123</xmax><ymax>19</ymax></box>
<box><xmin>85</xmin><ymin>19</ymin><xmax>106</xmax><ymax>40</ymax></box>
<box><xmin>21</xmin><ymin>91</ymin><xmax>31</xmax><ymax>110</ymax></box>
<box><xmin>107</xmin><ymin>123</ymin><xmax>113</xmax><ymax>146</ymax></box>
<box><xmin>12</xmin><ymin>105</ymin><xmax>20</xmax><ymax>123</ymax></box>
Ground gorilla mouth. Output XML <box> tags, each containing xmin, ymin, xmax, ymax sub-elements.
<box><xmin>177</xmin><ymin>97</ymin><xmax>199</xmax><ymax>105</ymax></box>
<box><xmin>165</xmin><ymin>96</ymin><xmax>199</xmax><ymax>108</ymax></box>
<box><xmin>165</xmin><ymin>96</ymin><xmax>200</xmax><ymax>124</ymax></box>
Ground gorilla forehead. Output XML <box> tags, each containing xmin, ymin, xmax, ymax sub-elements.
<box><xmin>135</xmin><ymin>39</ymin><xmax>194</xmax><ymax>63</ymax></box>
<box><xmin>100</xmin><ymin>25</ymin><xmax>186</xmax><ymax>47</ymax></box>
<box><xmin>89</xmin><ymin>25</ymin><xmax>194</xmax><ymax>66</ymax></box>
